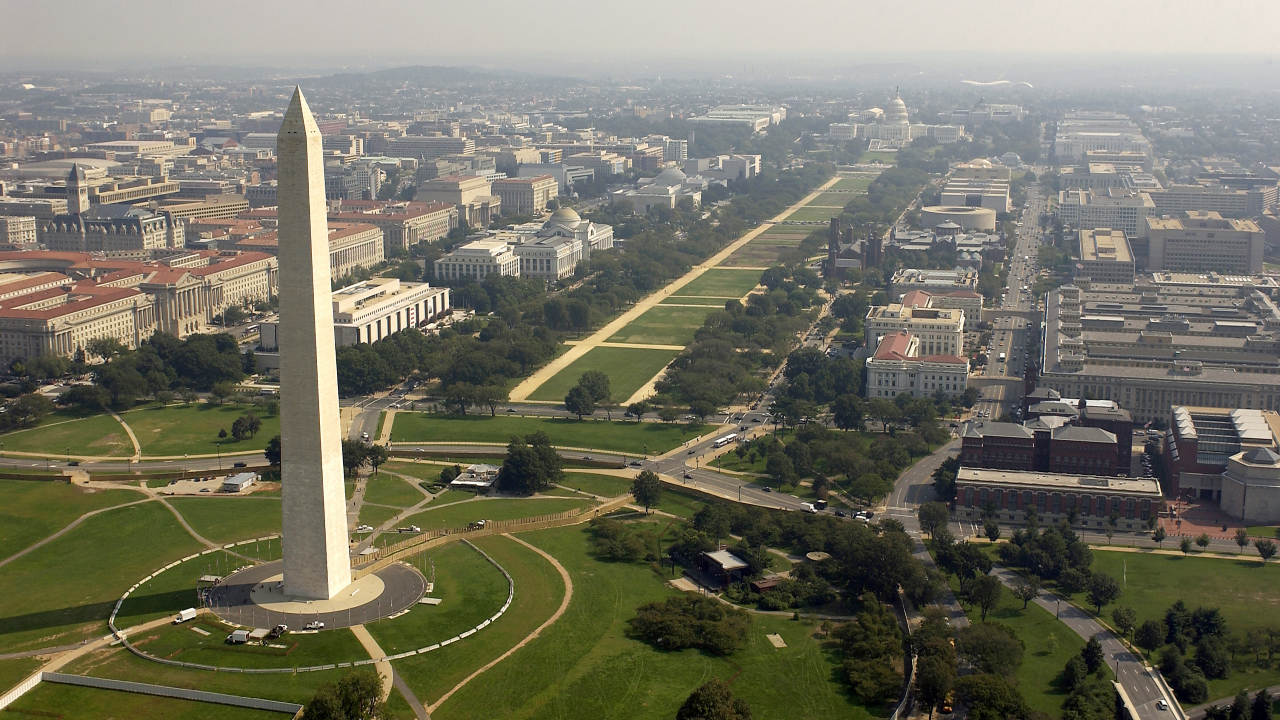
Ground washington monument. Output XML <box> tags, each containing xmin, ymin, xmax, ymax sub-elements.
<box><xmin>277</xmin><ymin>87</ymin><xmax>352</xmax><ymax>600</ymax></box>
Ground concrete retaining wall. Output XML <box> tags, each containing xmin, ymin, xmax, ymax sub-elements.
<box><xmin>42</xmin><ymin>673</ymin><xmax>303</xmax><ymax>713</ymax></box>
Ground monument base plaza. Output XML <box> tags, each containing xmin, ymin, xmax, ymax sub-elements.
<box><xmin>206</xmin><ymin>560</ymin><xmax>425</xmax><ymax>630</ymax></box>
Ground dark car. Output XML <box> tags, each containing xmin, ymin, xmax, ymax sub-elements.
<box><xmin>232</xmin><ymin>462</ymin><xmax>247</xmax><ymax>469</ymax></box>
<box><xmin>683</xmin><ymin>473</ymin><xmax>692</xmax><ymax>479</ymax></box>
<box><xmin>687</xmin><ymin>449</ymin><xmax>696</xmax><ymax>455</ymax></box>
<box><xmin>762</xmin><ymin>486</ymin><xmax>773</xmax><ymax>493</ymax></box>
<box><xmin>834</xmin><ymin>510</ymin><xmax>847</xmax><ymax>518</ymax></box>
<box><xmin>629</xmin><ymin>461</ymin><xmax>641</xmax><ymax>467</ymax></box>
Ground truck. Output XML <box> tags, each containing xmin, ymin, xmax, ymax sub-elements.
<box><xmin>814</xmin><ymin>500</ymin><xmax>828</xmax><ymax>510</ymax></box>
<box><xmin>226</xmin><ymin>629</ymin><xmax>251</xmax><ymax>644</ymax></box>
<box><xmin>800</xmin><ymin>502</ymin><xmax>817</xmax><ymax>514</ymax></box>
<box><xmin>173</xmin><ymin>608</ymin><xmax>198</xmax><ymax>624</ymax></box>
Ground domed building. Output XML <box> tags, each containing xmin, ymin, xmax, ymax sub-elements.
<box><xmin>853</xmin><ymin>92</ymin><xmax>965</xmax><ymax>149</ymax></box>
<box><xmin>610</xmin><ymin>165</ymin><xmax>705</xmax><ymax>214</ymax></box>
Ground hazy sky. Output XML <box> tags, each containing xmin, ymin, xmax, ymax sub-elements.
<box><xmin>3</xmin><ymin>0</ymin><xmax>1278</xmax><ymax>73</ymax></box>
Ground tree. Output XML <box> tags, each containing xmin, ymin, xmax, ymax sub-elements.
<box><xmin>1112</xmin><ymin>606</ymin><xmax>1138</xmax><ymax>639</ymax></box>
<box><xmin>627</xmin><ymin>401</ymin><xmax>650</xmax><ymax>421</ymax></box>
<box><xmin>1255</xmin><ymin>538</ymin><xmax>1277</xmax><ymax>561</ymax></box>
<box><xmin>916</xmin><ymin>654</ymin><xmax>956</xmax><ymax>719</ymax></box>
<box><xmin>1253</xmin><ymin>688</ymin><xmax>1273</xmax><ymax>720</ymax></box>
<box><xmin>564</xmin><ymin>385</ymin><xmax>596</xmax><ymax>420</ymax></box>
<box><xmin>1196</xmin><ymin>533</ymin><xmax>1211</xmax><ymax>552</ymax></box>
<box><xmin>264</xmin><ymin>435</ymin><xmax>281</xmax><ymax>466</ymax></box>
<box><xmin>657</xmin><ymin>405</ymin><xmax>681</xmax><ymax>424</ymax></box>
<box><xmin>1180</xmin><ymin>536</ymin><xmax>1194</xmax><ymax>556</ymax></box>
<box><xmin>970</xmin><ymin>574</ymin><xmax>1004</xmax><ymax>622</ymax></box>
<box><xmin>867</xmin><ymin>398</ymin><xmax>901</xmax><ymax>433</ymax></box>
<box><xmin>1232</xmin><ymin>690</ymin><xmax>1252</xmax><ymax>720</ymax></box>
<box><xmin>1136</xmin><ymin>620</ymin><xmax>1165</xmax><ymax>657</ymax></box>
<box><xmin>1082</xmin><ymin>636</ymin><xmax>1105</xmax><ymax>673</ymax></box>
<box><xmin>303</xmin><ymin>669</ymin><xmax>388</xmax><ymax>720</ymax></box>
<box><xmin>631</xmin><ymin>470</ymin><xmax>662</xmax><ymax>513</ymax></box>
<box><xmin>1236</xmin><ymin>528</ymin><xmax>1251</xmax><ymax>554</ymax></box>
<box><xmin>341</xmin><ymin>439</ymin><xmax>370</xmax><ymax>477</ymax></box>
<box><xmin>7</xmin><ymin>393</ymin><xmax>53</xmax><ymax>427</ymax></box>
<box><xmin>955</xmin><ymin>673</ymin><xmax>1030</xmax><ymax>720</ymax></box>
<box><xmin>218</xmin><ymin>427</ymin><xmax>227</xmax><ymax>440</ymax></box>
<box><xmin>577</xmin><ymin>370</ymin><xmax>611</xmax><ymax>404</ymax></box>
<box><xmin>984</xmin><ymin>520</ymin><xmax>1001</xmax><ymax>542</ymax></box>
<box><xmin>1087</xmin><ymin>572</ymin><xmax>1122</xmax><ymax>614</ymax></box>
<box><xmin>918</xmin><ymin>501</ymin><xmax>950</xmax><ymax>539</ymax></box>
<box><xmin>1012</xmin><ymin>575</ymin><xmax>1041</xmax><ymax>610</ymax></box>
<box><xmin>444</xmin><ymin>383</ymin><xmax>476</xmax><ymax>415</ymax></box>
<box><xmin>957</xmin><ymin>622</ymin><xmax>1025</xmax><ymax>678</ymax></box>
<box><xmin>676</xmin><ymin>678</ymin><xmax>752</xmax><ymax>720</ymax></box>
<box><xmin>366</xmin><ymin>444</ymin><xmax>389</xmax><ymax>475</ymax></box>
<box><xmin>209</xmin><ymin>381</ymin><xmax>235</xmax><ymax>405</ymax></box>
<box><xmin>497</xmin><ymin>432</ymin><xmax>563</xmax><ymax>495</ymax></box>
<box><xmin>1153</xmin><ymin>525</ymin><xmax>1167</xmax><ymax>547</ymax></box>
<box><xmin>832</xmin><ymin>394</ymin><xmax>865</xmax><ymax>431</ymax></box>
<box><xmin>473</xmin><ymin>385</ymin><xmax>507</xmax><ymax>416</ymax></box>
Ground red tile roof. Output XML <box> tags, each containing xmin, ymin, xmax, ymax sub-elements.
<box><xmin>873</xmin><ymin>331</ymin><xmax>913</xmax><ymax>360</ymax></box>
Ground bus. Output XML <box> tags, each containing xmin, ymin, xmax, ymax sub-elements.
<box><xmin>998</xmin><ymin>352</ymin><xmax>1007</xmax><ymax>363</ymax></box>
<box><xmin>712</xmin><ymin>434</ymin><xmax>738</xmax><ymax>448</ymax></box>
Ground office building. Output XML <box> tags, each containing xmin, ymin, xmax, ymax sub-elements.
<box><xmin>1053</xmin><ymin>112</ymin><xmax>1152</xmax><ymax>163</ymax></box>
<box><xmin>0</xmin><ymin>216</ymin><xmax>38</xmax><ymax>248</ymax></box>
<box><xmin>865</xmin><ymin>331</ymin><xmax>969</xmax><ymax>399</ymax></box>
<box><xmin>1150</xmin><ymin>184</ymin><xmax>1279</xmax><ymax>217</ymax></box>
<box><xmin>941</xmin><ymin>177</ymin><xmax>1010</xmax><ymax>212</ymax></box>
<box><xmin>513</xmin><ymin>235</ymin><xmax>581</xmax><ymax>281</ymax></box>
<box><xmin>1077</xmin><ymin>228</ymin><xmax>1135</xmax><ymax>284</ymax></box>
<box><xmin>1146</xmin><ymin>212</ymin><xmax>1264</xmax><ymax>274</ymax></box>
<box><xmin>951</xmin><ymin>159</ymin><xmax>1011</xmax><ymax>181</ymax></box>
<box><xmin>433</xmin><ymin>239</ymin><xmax>519</xmax><ymax>281</ymax></box>
<box><xmin>890</xmin><ymin>267</ymin><xmax>980</xmax><ymax>297</ymax></box>
<box><xmin>260</xmin><ymin>277</ymin><xmax>449</xmax><ymax>349</ymax></box>
<box><xmin>953</xmin><ymin>468</ymin><xmax>1161</xmax><ymax>530</ymax></box>
<box><xmin>385</xmin><ymin>135</ymin><xmax>475</xmax><ymax>159</ymax></box>
<box><xmin>1165</xmin><ymin>406</ymin><xmax>1279</xmax><ymax>501</ymax></box>
<box><xmin>564</xmin><ymin>151</ymin><xmax>629</xmax><ymax>177</ymax></box>
<box><xmin>689</xmin><ymin>105</ymin><xmax>786</xmax><ymax>132</ymax></box>
<box><xmin>492</xmin><ymin>175</ymin><xmax>558</xmax><ymax>216</ymax></box>
<box><xmin>415</xmin><ymin>175</ymin><xmax>500</xmax><ymax>228</ymax></box>
<box><xmin>865</xmin><ymin>302</ymin><xmax>965</xmax><ymax>356</ymax></box>
<box><xmin>1056</xmin><ymin>189</ymin><xmax>1155</xmax><ymax>239</ymax></box>
<box><xmin>945</xmin><ymin>100</ymin><xmax>1026</xmax><ymax>126</ymax></box>
<box><xmin>516</xmin><ymin>163</ymin><xmax>594</xmax><ymax>195</ymax></box>
<box><xmin>895</xmin><ymin>288</ymin><xmax>984</xmax><ymax>325</ymax></box>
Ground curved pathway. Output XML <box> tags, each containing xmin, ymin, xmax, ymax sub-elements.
<box><xmin>106</xmin><ymin>407</ymin><xmax>141</xmax><ymax>460</ymax></box>
<box><xmin>426</xmin><ymin>533</ymin><xmax>574</xmax><ymax>714</ymax></box>
<box><xmin>0</xmin><ymin>494</ymin><xmax>150</xmax><ymax>569</ymax></box>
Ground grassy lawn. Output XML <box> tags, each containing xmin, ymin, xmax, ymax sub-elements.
<box><xmin>11</xmin><ymin>682</ymin><xmax>290</xmax><ymax>720</ymax></box>
<box><xmin>952</xmin><ymin>575</ymin><xmax>1085</xmax><ymax>718</ymax></box>
<box><xmin>383</xmin><ymin>460</ymin><xmax>452</xmax><ymax>483</ymax></box>
<box><xmin>0</xmin><ymin>479</ymin><xmax>142</xmax><ymax>560</ymax></box>
<box><xmin>782</xmin><ymin>206</ymin><xmax>841</xmax><ymax>223</ymax></box>
<box><xmin>364</xmin><ymin>472</ymin><xmax>427</xmax><ymax>507</ymax></box>
<box><xmin>760</xmin><ymin>223</ymin><xmax>817</xmax><ymax>234</ymax></box>
<box><xmin>390</xmin><ymin>414</ymin><xmax>696</xmax><ymax>455</ymax></box>
<box><xmin>672</xmin><ymin>268</ymin><xmax>763</xmax><ymax>298</ymax></box>
<box><xmin>858</xmin><ymin>151</ymin><xmax>898</xmax><ymax>164</ymax></box>
<box><xmin>126</xmin><ymin>404</ymin><xmax>280</xmax><ymax>457</ymax></box>
<box><xmin>63</xmin><ymin>644</ymin><xmax>349</xmax><ymax>706</ymax></box>
<box><xmin>393</xmin><ymin>534</ymin><xmax>565</xmax><ymax>706</ymax></box>
<box><xmin>383</xmin><ymin>498</ymin><xmax>592</xmax><ymax>545</ymax></box>
<box><xmin>431</xmin><ymin>489</ymin><xmax>482</xmax><ymax>506</ymax></box>
<box><xmin>168</xmin><ymin>497</ymin><xmax>281</xmax><ymax>544</ymax></box>
<box><xmin>0</xmin><ymin>501</ymin><xmax>204</xmax><ymax>654</ymax></box>
<box><xmin>0</xmin><ymin>656</ymin><xmax>40</xmax><ymax>694</ymax></box>
<box><xmin>527</xmin><ymin>347</ymin><xmax>679</xmax><ymax>403</ymax></box>
<box><xmin>1075</xmin><ymin>550</ymin><xmax>1280</xmax><ymax>701</ymax></box>
<box><xmin>366</xmin><ymin>542</ymin><xmax>509</xmax><ymax>654</ymax></box>
<box><xmin>660</xmin><ymin>296</ymin><xmax>735</xmax><ymax>306</ymax></box>
<box><xmin>359</xmin><ymin>503</ymin><xmax>402</xmax><ymax>530</ymax></box>
<box><xmin>1244</xmin><ymin>525</ymin><xmax>1280</xmax><ymax>539</ymax></box>
<box><xmin>833</xmin><ymin>177</ymin><xmax>874</xmax><ymax>191</ymax></box>
<box><xmin>0</xmin><ymin>410</ymin><xmax>133</xmax><ymax>457</ymax></box>
<box><xmin>606</xmin><ymin>305</ymin><xmax>717</xmax><ymax>346</ymax></box>
<box><xmin>427</xmin><ymin>524</ymin><xmax>872</xmax><ymax>720</ymax></box>
<box><xmin>114</xmin><ymin>546</ymin><xmax>259</xmax><ymax>631</ymax></box>
<box><xmin>811</xmin><ymin>192</ymin><xmax>860</xmax><ymax>206</ymax></box>
<box><xmin>652</xmin><ymin>487</ymin><xmax>711</xmax><ymax>520</ymax></box>
<box><xmin>123</xmin><ymin>616</ymin><xmax>369</xmax><ymax>669</ymax></box>
<box><xmin>558</xmin><ymin>472</ymin><xmax>632</xmax><ymax>498</ymax></box>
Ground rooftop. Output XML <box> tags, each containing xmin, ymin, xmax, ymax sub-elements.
<box><xmin>956</xmin><ymin>468</ymin><xmax>1161</xmax><ymax>496</ymax></box>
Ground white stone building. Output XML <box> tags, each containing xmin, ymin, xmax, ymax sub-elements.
<box><xmin>866</xmin><ymin>331</ymin><xmax>969</xmax><ymax>399</ymax></box>
<box><xmin>433</xmin><ymin>239</ymin><xmax>519</xmax><ymax>281</ymax></box>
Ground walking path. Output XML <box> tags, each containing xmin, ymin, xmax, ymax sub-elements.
<box><xmin>508</xmin><ymin>175</ymin><xmax>839</xmax><ymax>402</ymax></box>
<box><xmin>350</xmin><ymin>624</ymin><xmax>394</xmax><ymax>701</ymax></box>
<box><xmin>106</xmin><ymin>408</ymin><xmax>141</xmax><ymax>460</ymax></box>
<box><xmin>0</xmin><ymin>494</ymin><xmax>150</xmax><ymax>569</ymax></box>
<box><xmin>426</xmin><ymin>533</ymin><xmax>574</xmax><ymax>714</ymax></box>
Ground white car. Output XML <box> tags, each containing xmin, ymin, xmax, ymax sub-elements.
<box><xmin>1156</xmin><ymin>700</ymin><xmax>1169</xmax><ymax>711</ymax></box>
<box><xmin>305</xmin><ymin>621</ymin><xmax>325</xmax><ymax>630</ymax></box>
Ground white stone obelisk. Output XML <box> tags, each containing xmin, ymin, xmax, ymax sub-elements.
<box><xmin>278</xmin><ymin>87</ymin><xmax>352</xmax><ymax>600</ymax></box>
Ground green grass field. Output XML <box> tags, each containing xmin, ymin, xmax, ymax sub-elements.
<box><xmin>394</xmin><ymin>534</ymin><xmax>566</xmax><ymax>707</ymax></box>
<box><xmin>0</xmin><ymin>656</ymin><xmax>40</xmax><ymax>694</ymax></box>
<box><xmin>659</xmin><ymin>296</ymin><xmax>735</xmax><ymax>306</ymax></box>
<box><xmin>126</xmin><ymin>404</ymin><xmax>280</xmax><ymax>457</ymax></box>
<box><xmin>858</xmin><ymin>151</ymin><xmax>898</xmax><ymax>164</ymax></box>
<box><xmin>812</xmin><ymin>192</ymin><xmax>860</xmax><ymax>206</ymax></box>
<box><xmin>390</xmin><ymin>414</ymin><xmax>695</xmax><ymax>455</ymax></box>
<box><xmin>781</xmin><ymin>206</ymin><xmax>842</xmax><ymax>223</ymax></box>
<box><xmin>10</xmin><ymin>682</ymin><xmax>290</xmax><ymax>720</ymax></box>
<box><xmin>383</xmin><ymin>498</ymin><xmax>592</xmax><ymax>545</ymax></box>
<box><xmin>559</xmin><ymin>472</ymin><xmax>632</xmax><ymax>498</ymax></box>
<box><xmin>63</xmin><ymin>643</ymin><xmax>349</xmax><ymax>706</ymax></box>
<box><xmin>832</xmin><ymin>177</ymin><xmax>874</xmax><ymax>191</ymax></box>
<box><xmin>527</xmin><ymin>347</ymin><xmax>679</xmax><ymax>403</ymax></box>
<box><xmin>382</xmin><ymin>460</ymin><xmax>451</xmax><ymax>483</ymax></box>
<box><xmin>364</xmin><ymin>472</ymin><xmax>427</xmax><ymax>507</ymax></box>
<box><xmin>427</xmin><ymin>524</ymin><xmax>872</xmax><ymax>720</ymax></box>
<box><xmin>953</xmin><ymin>576</ymin><xmax>1085</xmax><ymax>717</ymax></box>
<box><xmin>367</xmin><ymin>542</ymin><xmax>509</xmax><ymax>654</ymax></box>
<box><xmin>760</xmin><ymin>223</ymin><xmax>817</xmax><ymax>233</ymax></box>
<box><xmin>0</xmin><ymin>479</ymin><xmax>143</xmax><ymax>561</ymax></box>
<box><xmin>359</xmin><ymin>503</ymin><xmax>402</xmax><ymax>530</ymax></box>
<box><xmin>671</xmin><ymin>268</ymin><xmax>763</xmax><ymax>298</ymax></box>
<box><xmin>606</xmin><ymin>305</ymin><xmax>717</xmax><ymax>346</ymax></box>
<box><xmin>0</xmin><ymin>501</ymin><xmax>204</xmax><ymax>654</ymax></box>
<box><xmin>168</xmin><ymin>497</ymin><xmax>281</xmax><ymax>544</ymax></box>
<box><xmin>654</xmin><ymin>487</ymin><xmax>713</xmax><ymax>519</ymax></box>
<box><xmin>0</xmin><ymin>410</ymin><xmax>133</xmax><ymax>457</ymax></box>
<box><xmin>1074</xmin><ymin>550</ymin><xmax>1280</xmax><ymax>700</ymax></box>
<box><xmin>126</xmin><ymin>616</ymin><xmax>369</xmax><ymax>670</ymax></box>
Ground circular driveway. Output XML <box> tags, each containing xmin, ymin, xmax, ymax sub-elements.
<box><xmin>206</xmin><ymin>561</ymin><xmax>424</xmax><ymax>630</ymax></box>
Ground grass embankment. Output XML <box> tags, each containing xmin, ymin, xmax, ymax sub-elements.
<box><xmin>127</xmin><ymin>404</ymin><xmax>280</xmax><ymax>457</ymax></box>
<box><xmin>0</xmin><ymin>410</ymin><xmax>132</xmax><ymax>457</ymax></box>
<box><xmin>0</xmin><ymin>479</ymin><xmax>142</xmax><ymax>560</ymax></box>
<box><xmin>379</xmin><ymin>498</ymin><xmax>593</xmax><ymax>546</ymax></box>
<box><xmin>527</xmin><ymin>347</ymin><xmax>679</xmax><ymax>403</ymax></box>
<box><xmin>605</xmin><ymin>305</ymin><xmax>718</xmax><ymax>347</ymax></box>
<box><xmin>10</xmin><ymin>683</ymin><xmax>289</xmax><ymax>720</ymax></box>
<box><xmin>168</xmin><ymin>497</ymin><xmax>281</xmax><ymax>544</ymax></box>
<box><xmin>671</xmin><ymin>268</ymin><xmax>763</xmax><ymax>299</ymax></box>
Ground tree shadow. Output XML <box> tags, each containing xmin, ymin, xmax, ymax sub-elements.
<box><xmin>0</xmin><ymin>588</ymin><xmax>195</xmax><ymax>647</ymax></box>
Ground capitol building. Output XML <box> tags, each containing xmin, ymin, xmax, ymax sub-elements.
<box><xmin>829</xmin><ymin>92</ymin><xmax>965</xmax><ymax>149</ymax></box>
